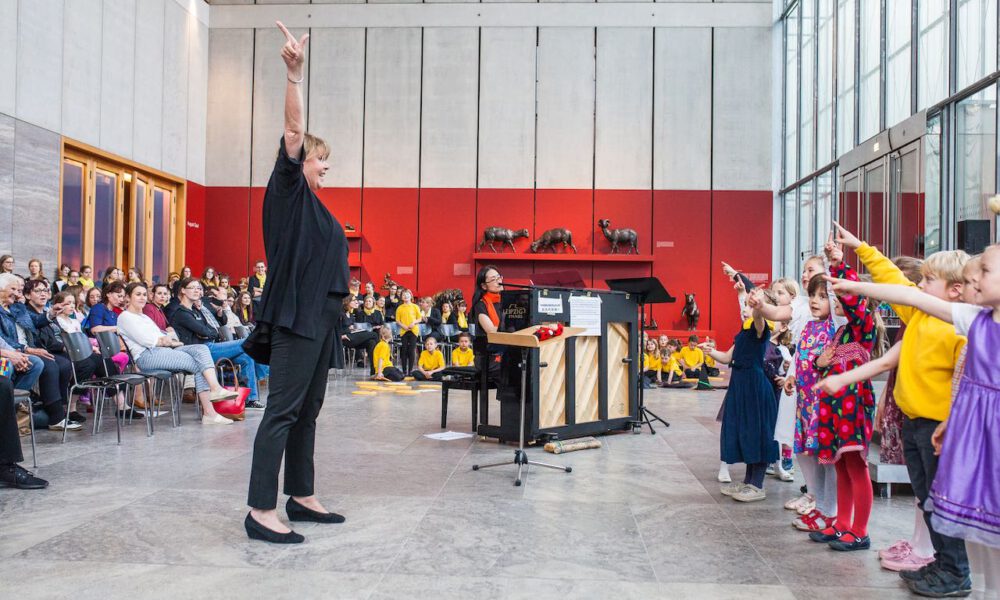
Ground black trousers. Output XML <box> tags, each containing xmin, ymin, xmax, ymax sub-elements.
<box><xmin>343</xmin><ymin>331</ymin><xmax>378</xmax><ymax>374</ymax></box>
<box><xmin>247</xmin><ymin>297</ymin><xmax>339</xmax><ymax>510</ymax></box>
<box><xmin>410</xmin><ymin>370</ymin><xmax>442</xmax><ymax>381</ymax></box>
<box><xmin>0</xmin><ymin>377</ymin><xmax>22</xmax><ymax>465</ymax></box>
<box><xmin>400</xmin><ymin>332</ymin><xmax>418</xmax><ymax>374</ymax></box>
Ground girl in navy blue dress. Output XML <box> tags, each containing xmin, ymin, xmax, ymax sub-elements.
<box><xmin>703</xmin><ymin>290</ymin><xmax>780</xmax><ymax>502</ymax></box>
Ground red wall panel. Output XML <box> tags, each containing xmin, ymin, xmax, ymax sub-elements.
<box><xmin>184</xmin><ymin>181</ymin><xmax>206</xmax><ymax>275</ymax></box>
<box><xmin>246</xmin><ymin>188</ymin><xmax>265</xmax><ymax>278</ymax></box>
<box><xmin>361</xmin><ymin>188</ymin><xmax>420</xmax><ymax>291</ymax></box>
<box><xmin>710</xmin><ymin>191</ymin><xmax>773</xmax><ymax>347</ymax></box>
<box><xmin>651</xmin><ymin>190</ymin><xmax>712</xmax><ymax>333</ymax></box>
<box><xmin>534</xmin><ymin>189</ymin><xmax>594</xmax><ymax>254</ymax></box>
<box><xmin>594</xmin><ymin>190</ymin><xmax>653</xmax><ymax>255</ymax></box>
<box><xmin>418</xmin><ymin>188</ymin><xmax>477</xmax><ymax>297</ymax></box>
<box><xmin>203</xmin><ymin>187</ymin><xmax>250</xmax><ymax>280</ymax></box>
<box><xmin>475</xmin><ymin>189</ymin><xmax>534</xmax><ymax>254</ymax></box>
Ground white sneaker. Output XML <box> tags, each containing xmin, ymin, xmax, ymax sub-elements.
<box><xmin>720</xmin><ymin>482</ymin><xmax>745</xmax><ymax>497</ymax></box>
<box><xmin>48</xmin><ymin>419</ymin><xmax>82</xmax><ymax>432</ymax></box>
<box><xmin>784</xmin><ymin>492</ymin><xmax>814</xmax><ymax>511</ymax></box>
<box><xmin>733</xmin><ymin>484</ymin><xmax>766</xmax><ymax>502</ymax></box>
<box><xmin>717</xmin><ymin>465</ymin><xmax>732</xmax><ymax>483</ymax></box>
<box><xmin>202</xmin><ymin>414</ymin><xmax>234</xmax><ymax>426</ymax></box>
<box><xmin>776</xmin><ymin>465</ymin><xmax>795</xmax><ymax>482</ymax></box>
<box><xmin>765</xmin><ymin>464</ymin><xmax>776</xmax><ymax>475</ymax></box>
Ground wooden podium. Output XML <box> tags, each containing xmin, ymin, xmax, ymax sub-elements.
<box><xmin>472</xmin><ymin>325</ymin><xmax>585</xmax><ymax>486</ymax></box>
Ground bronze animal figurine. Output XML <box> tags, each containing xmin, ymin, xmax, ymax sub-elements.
<box><xmin>478</xmin><ymin>227</ymin><xmax>530</xmax><ymax>253</ymax></box>
<box><xmin>597</xmin><ymin>219</ymin><xmax>638</xmax><ymax>254</ymax></box>
<box><xmin>681</xmin><ymin>293</ymin><xmax>700</xmax><ymax>330</ymax></box>
<box><xmin>381</xmin><ymin>273</ymin><xmax>401</xmax><ymax>291</ymax></box>
<box><xmin>530</xmin><ymin>228</ymin><xmax>578</xmax><ymax>254</ymax></box>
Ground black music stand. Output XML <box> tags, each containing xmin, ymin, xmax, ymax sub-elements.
<box><xmin>606</xmin><ymin>277</ymin><xmax>676</xmax><ymax>434</ymax></box>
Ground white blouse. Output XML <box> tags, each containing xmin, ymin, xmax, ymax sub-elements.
<box><xmin>116</xmin><ymin>310</ymin><xmax>165</xmax><ymax>360</ymax></box>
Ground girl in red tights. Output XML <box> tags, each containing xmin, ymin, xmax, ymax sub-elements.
<box><xmin>807</xmin><ymin>238</ymin><xmax>887</xmax><ymax>551</ymax></box>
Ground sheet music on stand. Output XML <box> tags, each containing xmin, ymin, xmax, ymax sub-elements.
<box><xmin>568</xmin><ymin>295</ymin><xmax>602</xmax><ymax>336</ymax></box>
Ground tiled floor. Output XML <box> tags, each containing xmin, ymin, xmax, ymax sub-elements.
<box><xmin>1</xmin><ymin>374</ymin><xmax>931</xmax><ymax>599</ymax></box>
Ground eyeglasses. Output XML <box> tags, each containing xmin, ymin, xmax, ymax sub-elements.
<box><xmin>485</xmin><ymin>275</ymin><xmax>503</xmax><ymax>284</ymax></box>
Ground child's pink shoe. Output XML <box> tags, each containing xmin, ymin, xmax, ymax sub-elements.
<box><xmin>880</xmin><ymin>551</ymin><xmax>934</xmax><ymax>572</ymax></box>
<box><xmin>878</xmin><ymin>540</ymin><xmax>913</xmax><ymax>561</ymax></box>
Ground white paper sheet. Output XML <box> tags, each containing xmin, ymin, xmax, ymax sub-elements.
<box><xmin>537</xmin><ymin>296</ymin><xmax>563</xmax><ymax>315</ymax></box>
<box><xmin>568</xmin><ymin>295</ymin><xmax>602</xmax><ymax>336</ymax></box>
<box><xmin>424</xmin><ymin>431</ymin><xmax>474</xmax><ymax>441</ymax></box>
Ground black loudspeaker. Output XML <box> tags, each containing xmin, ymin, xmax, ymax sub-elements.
<box><xmin>957</xmin><ymin>219</ymin><xmax>991</xmax><ymax>255</ymax></box>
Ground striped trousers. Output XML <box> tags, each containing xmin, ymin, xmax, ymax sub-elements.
<box><xmin>136</xmin><ymin>345</ymin><xmax>215</xmax><ymax>392</ymax></box>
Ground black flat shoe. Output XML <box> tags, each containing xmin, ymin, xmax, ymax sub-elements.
<box><xmin>244</xmin><ymin>512</ymin><xmax>304</xmax><ymax>544</ymax></box>
<box><xmin>286</xmin><ymin>497</ymin><xmax>346</xmax><ymax>524</ymax></box>
<box><xmin>0</xmin><ymin>464</ymin><xmax>49</xmax><ymax>490</ymax></box>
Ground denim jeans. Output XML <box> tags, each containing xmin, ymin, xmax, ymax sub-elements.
<box><xmin>902</xmin><ymin>416</ymin><xmax>970</xmax><ymax>577</ymax></box>
<box><xmin>206</xmin><ymin>340</ymin><xmax>260</xmax><ymax>401</ymax></box>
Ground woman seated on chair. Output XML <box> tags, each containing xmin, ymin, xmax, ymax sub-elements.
<box><xmin>452</xmin><ymin>299</ymin><xmax>469</xmax><ymax>333</ymax></box>
<box><xmin>169</xmin><ymin>278</ymin><xmax>265</xmax><ymax>408</ymax></box>
<box><xmin>339</xmin><ymin>295</ymin><xmax>378</xmax><ymax>374</ymax></box>
<box><xmin>116</xmin><ymin>282</ymin><xmax>238</xmax><ymax>426</ymax></box>
<box><xmin>353</xmin><ymin>295</ymin><xmax>384</xmax><ymax>328</ymax></box>
<box><xmin>83</xmin><ymin>280</ymin><xmax>126</xmax><ymax>336</ymax></box>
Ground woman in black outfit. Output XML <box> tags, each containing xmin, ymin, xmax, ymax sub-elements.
<box><xmin>245</xmin><ymin>22</ymin><xmax>350</xmax><ymax>544</ymax></box>
<box><xmin>354</xmin><ymin>295</ymin><xmax>384</xmax><ymax>328</ymax></box>
<box><xmin>339</xmin><ymin>296</ymin><xmax>378</xmax><ymax>374</ymax></box>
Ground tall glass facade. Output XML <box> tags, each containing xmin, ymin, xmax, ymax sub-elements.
<box><xmin>779</xmin><ymin>0</ymin><xmax>1000</xmax><ymax>277</ymax></box>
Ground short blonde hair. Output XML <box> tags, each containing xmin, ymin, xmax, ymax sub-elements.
<box><xmin>921</xmin><ymin>250</ymin><xmax>971</xmax><ymax>286</ymax></box>
<box><xmin>771</xmin><ymin>277</ymin><xmax>800</xmax><ymax>298</ymax></box>
<box><xmin>303</xmin><ymin>132</ymin><xmax>330</xmax><ymax>160</ymax></box>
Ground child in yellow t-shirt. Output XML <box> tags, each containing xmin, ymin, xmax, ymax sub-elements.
<box><xmin>394</xmin><ymin>289</ymin><xmax>422</xmax><ymax>374</ymax></box>
<box><xmin>678</xmin><ymin>334</ymin><xmax>705</xmax><ymax>378</ymax></box>
<box><xmin>642</xmin><ymin>338</ymin><xmax>662</xmax><ymax>388</ymax></box>
<box><xmin>412</xmin><ymin>336</ymin><xmax>446</xmax><ymax>381</ymax></box>
<box><xmin>451</xmin><ymin>332</ymin><xmax>475</xmax><ymax>367</ymax></box>
<box><xmin>703</xmin><ymin>338</ymin><xmax>720</xmax><ymax>376</ymax></box>
<box><xmin>661</xmin><ymin>339</ymin><xmax>685</xmax><ymax>385</ymax></box>
<box><xmin>373</xmin><ymin>326</ymin><xmax>404</xmax><ymax>382</ymax></box>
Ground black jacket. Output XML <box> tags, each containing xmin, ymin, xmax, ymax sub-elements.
<box><xmin>353</xmin><ymin>308</ymin><xmax>384</xmax><ymax>327</ymax></box>
<box><xmin>169</xmin><ymin>305</ymin><xmax>220</xmax><ymax>346</ymax></box>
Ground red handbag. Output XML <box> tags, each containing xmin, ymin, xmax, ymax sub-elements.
<box><xmin>214</xmin><ymin>387</ymin><xmax>249</xmax><ymax>421</ymax></box>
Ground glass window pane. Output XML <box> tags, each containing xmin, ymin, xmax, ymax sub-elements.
<box><xmin>134</xmin><ymin>181</ymin><xmax>146</xmax><ymax>274</ymax></box>
<box><xmin>885</xmin><ymin>0</ymin><xmax>912</xmax><ymax>127</ymax></box>
<box><xmin>894</xmin><ymin>147</ymin><xmax>924</xmax><ymax>257</ymax></box>
<box><xmin>924</xmin><ymin>115</ymin><xmax>943</xmax><ymax>254</ymax></box>
<box><xmin>785</xmin><ymin>8</ymin><xmax>800</xmax><ymax>185</ymax></box>
<box><xmin>817</xmin><ymin>0</ymin><xmax>834</xmax><ymax>166</ymax></box>
<box><xmin>799</xmin><ymin>181</ymin><xmax>816</xmax><ymax>260</ymax></box>
<box><xmin>93</xmin><ymin>170</ymin><xmax>117</xmax><ymax>276</ymax></box>
<box><xmin>866</xmin><ymin>164</ymin><xmax>887</xmax><ymax>255</ymax></box>
<box><xmin>858</xmin><ymin>0</ymin><xmax>881</xmax><ymax>140</ymax></box>
<box><xmin>955</xmin><ymin>86</ymin><xmax>998</xmax><ymax>241</ymax></box>
<box><xmin>817</xmin><ymin>171</ymin><xmax>834</xmax><ymax>248</ymax></box>
<box><xmin>801</xmin><ymin>0</ymin><xmax>816</xmax><ymax>175</ymax></box>
<box><xmin>957</xmin><ymin>0</ymin><xmax>998</xmax><ymax>90</ymax></box>
<box><xmin>152</xmin><ymin>189</ymin><xmax>171</xmax><ymax>284</ymax></box>
<box><xmin>60</xmin><ymin>160</ymin><xmax>85</xmax><ymax>270</ymax></box>
<box><xmin>784</xmin><ymin>190</ymin><xmax>799</xmax><ymax>277</ymax></box>
<box><xmin>918</xmin><ymin>0</ymin><xmax>949</xmax><ymax>109</ymax></box>
<box><xmin>841</xmin><ymin>174</ymin><xmax>862</xmax><ymax>268</ymax></box>
<box><xmin>836</xmin><ymin>0</ymin><xmax>856</xmax><ymax>157</ymax></box>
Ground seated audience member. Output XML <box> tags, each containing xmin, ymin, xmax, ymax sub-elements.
<box><xmin>236</xmin><ymin>277</ymin><xmax>249</xmax><ymax>294</ymax></box>
<box><xmin>235</xmin><ymin>291</ymin><xmax>255</xmax><ymax>328</ymax></box>
<box><xmin>101</xmin><ymin>266</ymin><xmax>121</xmax><ymax>287</ymax></box>
<box><xmin>439</xmin><ymin>301</ymin><xmax>456</xmax><ymax>340</ymax></box>
<box><xmin>51</xmin><ymin>264</ymin><xmax>71</xmax><ymax>293</ymax></box>
<box><xmin>0</xmin><ymin>274</ymin><xmax>79</xmax><ymax>431</ymax></box>
<box><xmin>419</xmin><ymin>296</ymin><xmax>442</xmax><ymax>339</ymax></box>
<box><xmin>248</xmin><ymin>261</ymin><xmax>266</xmax><ymax>310</ymax></box>
<box><xmin>0</xmin><ymin>375</ymin><xmax>48</xmax><ymax>489</ymax></box>
<box><xmin>117</xmin><ymin>282</ymin><xmax>237</xmax><ymax>424</ymax></box>
<box><xmin>167</xmin><ymin>272</ymin><xmax>181</xmax><ymax>288</ymax></box>
<box><xmin>84</xmin><ymin>281</ymin><xmax>126</xmax><ymax>334</ymax></box>
<box><xmin>348</xmin><ymin>277</ymin><xmax>361</xmax><ymax>298</ymax></box>
<box><xmin>218</xmin><ymin>273</ymin><xmax>231</xmax><ymax>291</ymax></box>
<box><xmin>642</xmin><ymin>338</ymin><xmax>662</xmax><ymax>388</ymax></box>
<box><xmin>703</xmin><ymin>338</ymin><xmax>721</xmax><ymax>377</ymax></box>
<box><xmin>678</xmin><ymin>334</ymin><xmax>706</xmax><ymax>379</ymax></box>
<box><xmin>661</xmin><ymin>339</ymin><xmax>685</xmax><ymax>385</ymax></box>
<box><xmin>169</xmin><ymin>278</ymin><xmax>265</xmax><ymax>408</ymax></box>
<box><xmin>143</xmin><ymin>284</ymin><xmax>174</xmax><ymax>333</ymax></box>
<box><xmin>354</xmin><ymin>295</ymin><xmax>384</xmax><ymax>328</ymax></box>
<box><xmin>0</xmin><ymin>255</ymin><xmax>13</xmax><ymax>274</ymax></box>
<box><xmin>220</xmin><ymin>293</ymin><xmax>244</xmax><ymax>338</ymax></box>
<box><xmin>384</xmin><ymin>284</ymin><xmax>401</xmax><ymax>322</ymax></box>
<box><xmin>375</xmin><ymin>296</ymin><xmax>387</xmax><ymax>319</ymax></box>
<box><xmin>78</xmin><ymin>265</ymin><xmax>95</xmax><ymax>289</ymax></box>
<box><xmin>363</xmin><ymin>281</ymin><xmax>380</xmax><ymax>300</ymax></box>
<box><xmin>339</xmin><ymin>296</ymin><xmax>378</xmax><ymax>373</ymax></box>
<box><xmin>81</xmin><ymin>286</ymin><xmax>102</xmax><ymax>319</ymax></box>
<box><xmin>27</xmin><ymin>258</ymin><xmax>45</xmax><ymax>282</ymax></box>
<box><xmin>180</xmin><ymin>266</ymin><xmax>193</xmax><ymax>280</ymax></box>
<box><xmin>411</xmin><ymin>336</ymin><xmax>445</xmax><ymax>381</ymax></box>
<box><xmin>372</xmin><ymin>326</ymin><xmax>403</xmax><ymax>382</ymax></box>
<box><xmin>450</xmin><ymin>332</ymin><xmax>474</xmax><ymax>367</ymax></box>
<box><xmin>201</xmin><ymin>266</ymin><xmax>219</xmax><ymax>289</ymax></box>
<box><xmin>172</xmin><ymin>266</ymin><xmax>193</xmax><ymax>298</ymax></box>
<box><xmin>453</xmin><ymin>299</ymin><xmax>469</xmax><ymax>332</ymax></box>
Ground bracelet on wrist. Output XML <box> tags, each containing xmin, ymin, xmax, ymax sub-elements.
<box><xmin>287</xmin><ymin>73</ymin><xmax>304</xmax><ymax>84</ymax></box>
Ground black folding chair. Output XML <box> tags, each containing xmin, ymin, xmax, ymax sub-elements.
<box><xmin>13</xmin><ymin>389</ymin><xmax>36</xmax><ymax>467</ymax></box>
<box><xmin>93</xmin><ymin>331</ymin><xmax>177</xmax><ymax>438</ymax></box>
<box><xmin>59</xmin><ymin>331</ymin><xmax>123</xmax><ymax>444</ymax></box>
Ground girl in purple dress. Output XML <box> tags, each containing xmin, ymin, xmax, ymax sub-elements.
<box><xmin>827</xmin><ymin>245</ymin><xmax>1000</xmax><ymax>596</ymax></box>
